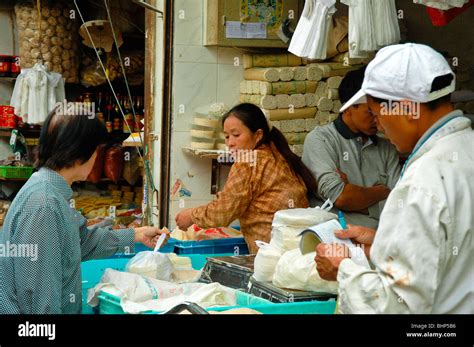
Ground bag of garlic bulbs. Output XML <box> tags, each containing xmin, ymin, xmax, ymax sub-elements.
<box><xmin>15</xmin><ymin>1</ymin><xmax>80</xmax><ymax>83</ymax></box>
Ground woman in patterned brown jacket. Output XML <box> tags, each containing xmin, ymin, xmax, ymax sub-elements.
<box><xmin>175</xmin><ymin>103</ymin><xmax>318</xmax><ymax>253</ymax></box>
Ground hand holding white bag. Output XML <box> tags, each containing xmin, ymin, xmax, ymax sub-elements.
<box><xmin>253</xmin><ymin>241</ymin><xmax>284</xmax><ymax>282</ymax></box>
<box><xmin>125</xmin><ymin>233</ymin><xmax>173</xmax><ymax>281</ymax></box>
<box><xmin>272</xmin><ymin>248</ymin><xmax>338</xmax><ymax>294</ymax></box>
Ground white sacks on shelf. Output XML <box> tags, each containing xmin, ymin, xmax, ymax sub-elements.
<box><xmin>269</xmin><ymin>203</ymin><xmax>338</xmax><ymax>252</ymax></box>
<box><xmin>253</xmin><ymin>241</ymin><xmax>284</xmax><ymax>282</ymax></box>
<box><xmin>272</xmin><ymin>248</ymin><xmax>339</xmax><ymax>294</ymax></box>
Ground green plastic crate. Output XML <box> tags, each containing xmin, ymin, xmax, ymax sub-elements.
<box><xmin>208</xmin><ymin>300</ymin><xmax>337</xmax><ymax>314</ymax></box>
<box><xmin>0</xmin><ymin>166</ymin><xmax>34</xmax><ymax>179</ymax></box>
<box><xmin>97</xmin><ymin>289</ymin><xmax>271</xmax><ymax>314</ymax></box>
<box><xmin>81</xmin><ymin>253</ymin><xmax>232</xmax><ymax>314</ymax></box>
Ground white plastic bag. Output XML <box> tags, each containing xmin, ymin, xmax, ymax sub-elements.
<box><xmin>272</xmin><ymin>248</ymin><xmax>338</xmax><ymax>294</ymax></box>
<box><xmin>125</xmin><ymin>251</ymin><xmax>173</xmax><ymax>281</ymax></box>
<box><xmin>253</xmin><ymin>241</ymin><xmax>284</xmax><ymax>282</ymax></box>
<box><xmin>270</xmin><ymin>200</ymin><xmax>337</xmax><ymax>251</ymax></box>
<box><xmin>87</xmin><ymin>269</ymin><xmax>236</xmax><ymax>314</ymax></box>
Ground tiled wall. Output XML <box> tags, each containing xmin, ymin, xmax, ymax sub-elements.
<box><xmin>168</xmin><ymin>0</ymin><xmax>243</xmax><ymax>227</ymax></box>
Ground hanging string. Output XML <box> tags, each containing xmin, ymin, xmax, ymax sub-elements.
<box><xmin>103</xmin><ymin>0</ymin><xmax>142</xmax><ymax>147</ymax></box>
<box><xmin>72</xmin><ymin>0</ymin><xmax>158</xmax><ymax>223</ymax></box>
<box><xmin>36</xmin><ymin>0</ymin><xmax>43</xmax><ymax>65</ymax></box>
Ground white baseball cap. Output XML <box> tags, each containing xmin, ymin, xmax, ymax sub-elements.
<box><xmin>340</xmin><ymin>43</ymin><xmax>456</xmax><ymax>113</ymax></box>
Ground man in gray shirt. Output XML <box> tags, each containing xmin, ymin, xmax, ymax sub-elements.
<box><xmin>303</xmin><ymin>67</ymin><xmax>401</xmax><ymax>228</ymax></box>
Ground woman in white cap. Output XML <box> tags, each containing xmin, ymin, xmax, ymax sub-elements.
<box><xmin>315</xmin><ymin>43</ymin><xmax>474</xmax><ymax>314</ymax></box>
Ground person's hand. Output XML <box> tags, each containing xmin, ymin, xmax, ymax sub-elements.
<box><xmin>134</xmin><ymin>226</ymin><xmax>170</xmax><ymax>249</ymax></box>
<box><xmin>334</xmin><ymin>224</ymin><xmax>376</xmax><ymax>258</ymax></box>
<box><xmin>314</xmin><ymin>243</ymin><xmax>350</xmax><ymax>281</ymax></box>
<box><xmin>175</xmin><ymin>208</ymin><xmax>194</xmax><ymax>230</ymax></box>
<box><xmin>336</xmin><ymin>169</ymin><xmax>349</xmax><ymax>184</ymax></box>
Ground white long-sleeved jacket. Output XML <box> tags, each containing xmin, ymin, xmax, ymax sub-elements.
<box><xmin>337</xmin><ymin>111</ymin><xmax>474</xmax><ymax>314</ymax></box>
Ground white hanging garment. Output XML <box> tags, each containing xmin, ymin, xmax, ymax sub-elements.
<box><xmin>288</xmin><ymin>0</ymin><xmax>315</xmax><ymax>57</ymax></box>
<box><xmin>341</xmin><ymin>0</ymin><xmax>377</xmax><ymax>58</ymax></box>
<box><xmin>10</xmin><ymin>63</ymin><xmax>65</xmax><ymax>124</ymax></box>
<box><xmin>413</xmin><ymin>0</ymin><xmax>469</xmax><ymax>10</ymax></box>
<box><xmin>288</xmin><ymin>0</ymin><xmax>337</xmax><ymax>60</ymax></box>
<box><xmin>306</xmin><ymin>0</ymin><xmax>338</xmax><ymax>60</ymax></box>
<box><xmin>372</xmin><ymin>0</ymin><xmax>401</xmax><ymax>48</ymax></box>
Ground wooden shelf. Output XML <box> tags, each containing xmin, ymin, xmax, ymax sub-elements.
<box><xmin>123</xmin><ymin>133</ymin><xmax>144</xmax><ymax>147</ymax></box>
<box><xmin>0</xmin><ymin>127</ymin><xmax>41</xmax><ymax>139</ymax></box>
<box><xmin>0</xmin><ymin>177</ymin><xmax>29</xmax><ymax>182</ymax></box>
<box><xmin>0</xmin><ymin>77</ymin><xmax>16</xmax><ymax>82</ymax></box>
<box><xmin>182</xmin><ymin>146</ymin><xmax>226</xmax><ymax>159</ymax></box>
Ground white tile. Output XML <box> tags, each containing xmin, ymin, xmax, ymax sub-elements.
<box><xmin>172</xmin><ymin>62</ymin><xmax>217</xmax><ymax>132</ymax></box>
<box><xmin>217</xmin><ymin>47</ymin><xmax>245</xmax><ymax>65</ymax></box>
<box><xmin>169</xmin><ymin>131</ymin><xmax>215</xmax><ymax>201</ymax></box>
<box><xmin>174</xmin><ymin>45</ymin><xmax>217</xmax><ymax>64</ymax></box>
<box><xmin>174</xmin><ymin>0</ymin><xmax>203</xmax><ymax>45</ymax></box>
<box><xmin>217</xmin><ymin>64</ymin><xmax>243</xmax><ymax>107</ymax></box>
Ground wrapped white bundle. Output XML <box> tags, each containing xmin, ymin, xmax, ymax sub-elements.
<box><xmin>253</xmin><ymin>241</ymin><xmax>284</xmax><ymax>282</ymax></box>
<box><xmin>272</xmin><ymin>249</ymin><xmax>339</xmax><ymax>294</ymax></box>
<box><xmin>270</xmin><ymin>202</ymin><xmax>337</xmax><ymax>252</ymax></box>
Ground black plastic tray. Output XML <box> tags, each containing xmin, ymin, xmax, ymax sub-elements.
<box><xmin>247</xmin><ymin>276</ymin><xmax>337</xmax><ymax>303</ymax></box>
<box><xmin>199</xmin><ymin>255</ymin><xmax>255</xmax><ymax>291</ymax></box>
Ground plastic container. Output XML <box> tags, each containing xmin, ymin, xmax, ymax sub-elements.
<box><xmin>173</xmin><ymin>237</ymin><xmax>249</xmax><ymax>255</ymax></box>
<box><xmin>80</xmin><ymin>253</ymin><xmax>232</xmax><ymax>314</ymax></box>
<box><xmin>208</xmin><ymin>300</ymin><xmax>337</xmax><ymax>314</ymax></box>
<box><xmin>247</xmin><ymin>276</ymin><xmax>337</xmax><ymax>303</ymax></box>
<box><xmin>0</xmin><ymin>166</ymin><xmax>34</xmax><ymax>179</ymax></box>
<box><xmin>199</xmin><ymin>255</ymin><xmax>255</xmax><ymax>291</ymax></box>
<box><xmin>97</xmin><ymin>289</ymin><xmax>271</xmax><ymax>314</ymax></box>
<box><xmin>0</xmin><ymin>55</ymin><xmax>11</xmax><ymax>77</ymax></box>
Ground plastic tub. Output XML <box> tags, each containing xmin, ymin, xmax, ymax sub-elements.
<box><xmin>81</xmin><ymin>253</ymin><xmax>232</xmax><ymax>314</ymax></box>
<box><xmin>208</xmin><ymin>300</ymin><xmax>337</xmax><ymax>314</ymax></box>
<box><xmin>97</xmin><ymin>289</ymin><xmax>271</xmax><ymax>314</ymax></box>
<box><xmin>173</xmin><ymin>237</ymin><xmax>249</xmax><ymax>255</ymax></box>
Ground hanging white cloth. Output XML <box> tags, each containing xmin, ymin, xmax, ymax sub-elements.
<box><xmin>341</xmin><ymin>0</ymin><xmax>376</xmax><ymax>58</ymax></box>
<box><xmin>288</xmin><ymin>0</ymin><xmax>337</xmax><ymax>60</ymax></box>
<box><xmin>341</xmin><ymin>0</ymin><xmax>401</xmax><ymax>58</ymax></box>
<box><xmin>372</xmin><ymin>0</ymin><xmax>401</xmax><ymax>48</ymax></box>
<box><xmin>413</xmin><ymin>0</ymin><xmax>469</xmax><ymax>10</ymax></box>
<box><xmin>10</xmin><ymin>63</ymin><xmax>65</xmax><ymax>124</ymax></box>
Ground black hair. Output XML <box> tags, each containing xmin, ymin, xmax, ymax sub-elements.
<box><xmin>35</xmin><ymin>107</ymin><xmax>107</xmax><ymax>170</ymax></box>
<box><xmin>222</xmin><ymin>103</ymin><xmax>318</xmax><ymax>195</ymax></box>
<box><xmin>339</xmin><ymin>66</ymin><xmax>367</xmax><ymax>105</ymax></box>
<box><xmin>370</xmin><ymin>73</ymin><xmax>454</xmax><ymax>110</ymax></box>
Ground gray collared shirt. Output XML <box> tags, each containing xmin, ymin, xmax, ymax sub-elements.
<box><xmin>303</xmin><ymin>121</ymin><xmax>401</xmax><ymax>228</ymax></box>
<box><xmin>0</xmin><ymin>168</ymin><xmax>135</xmax><ymax>314</ymax></box>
